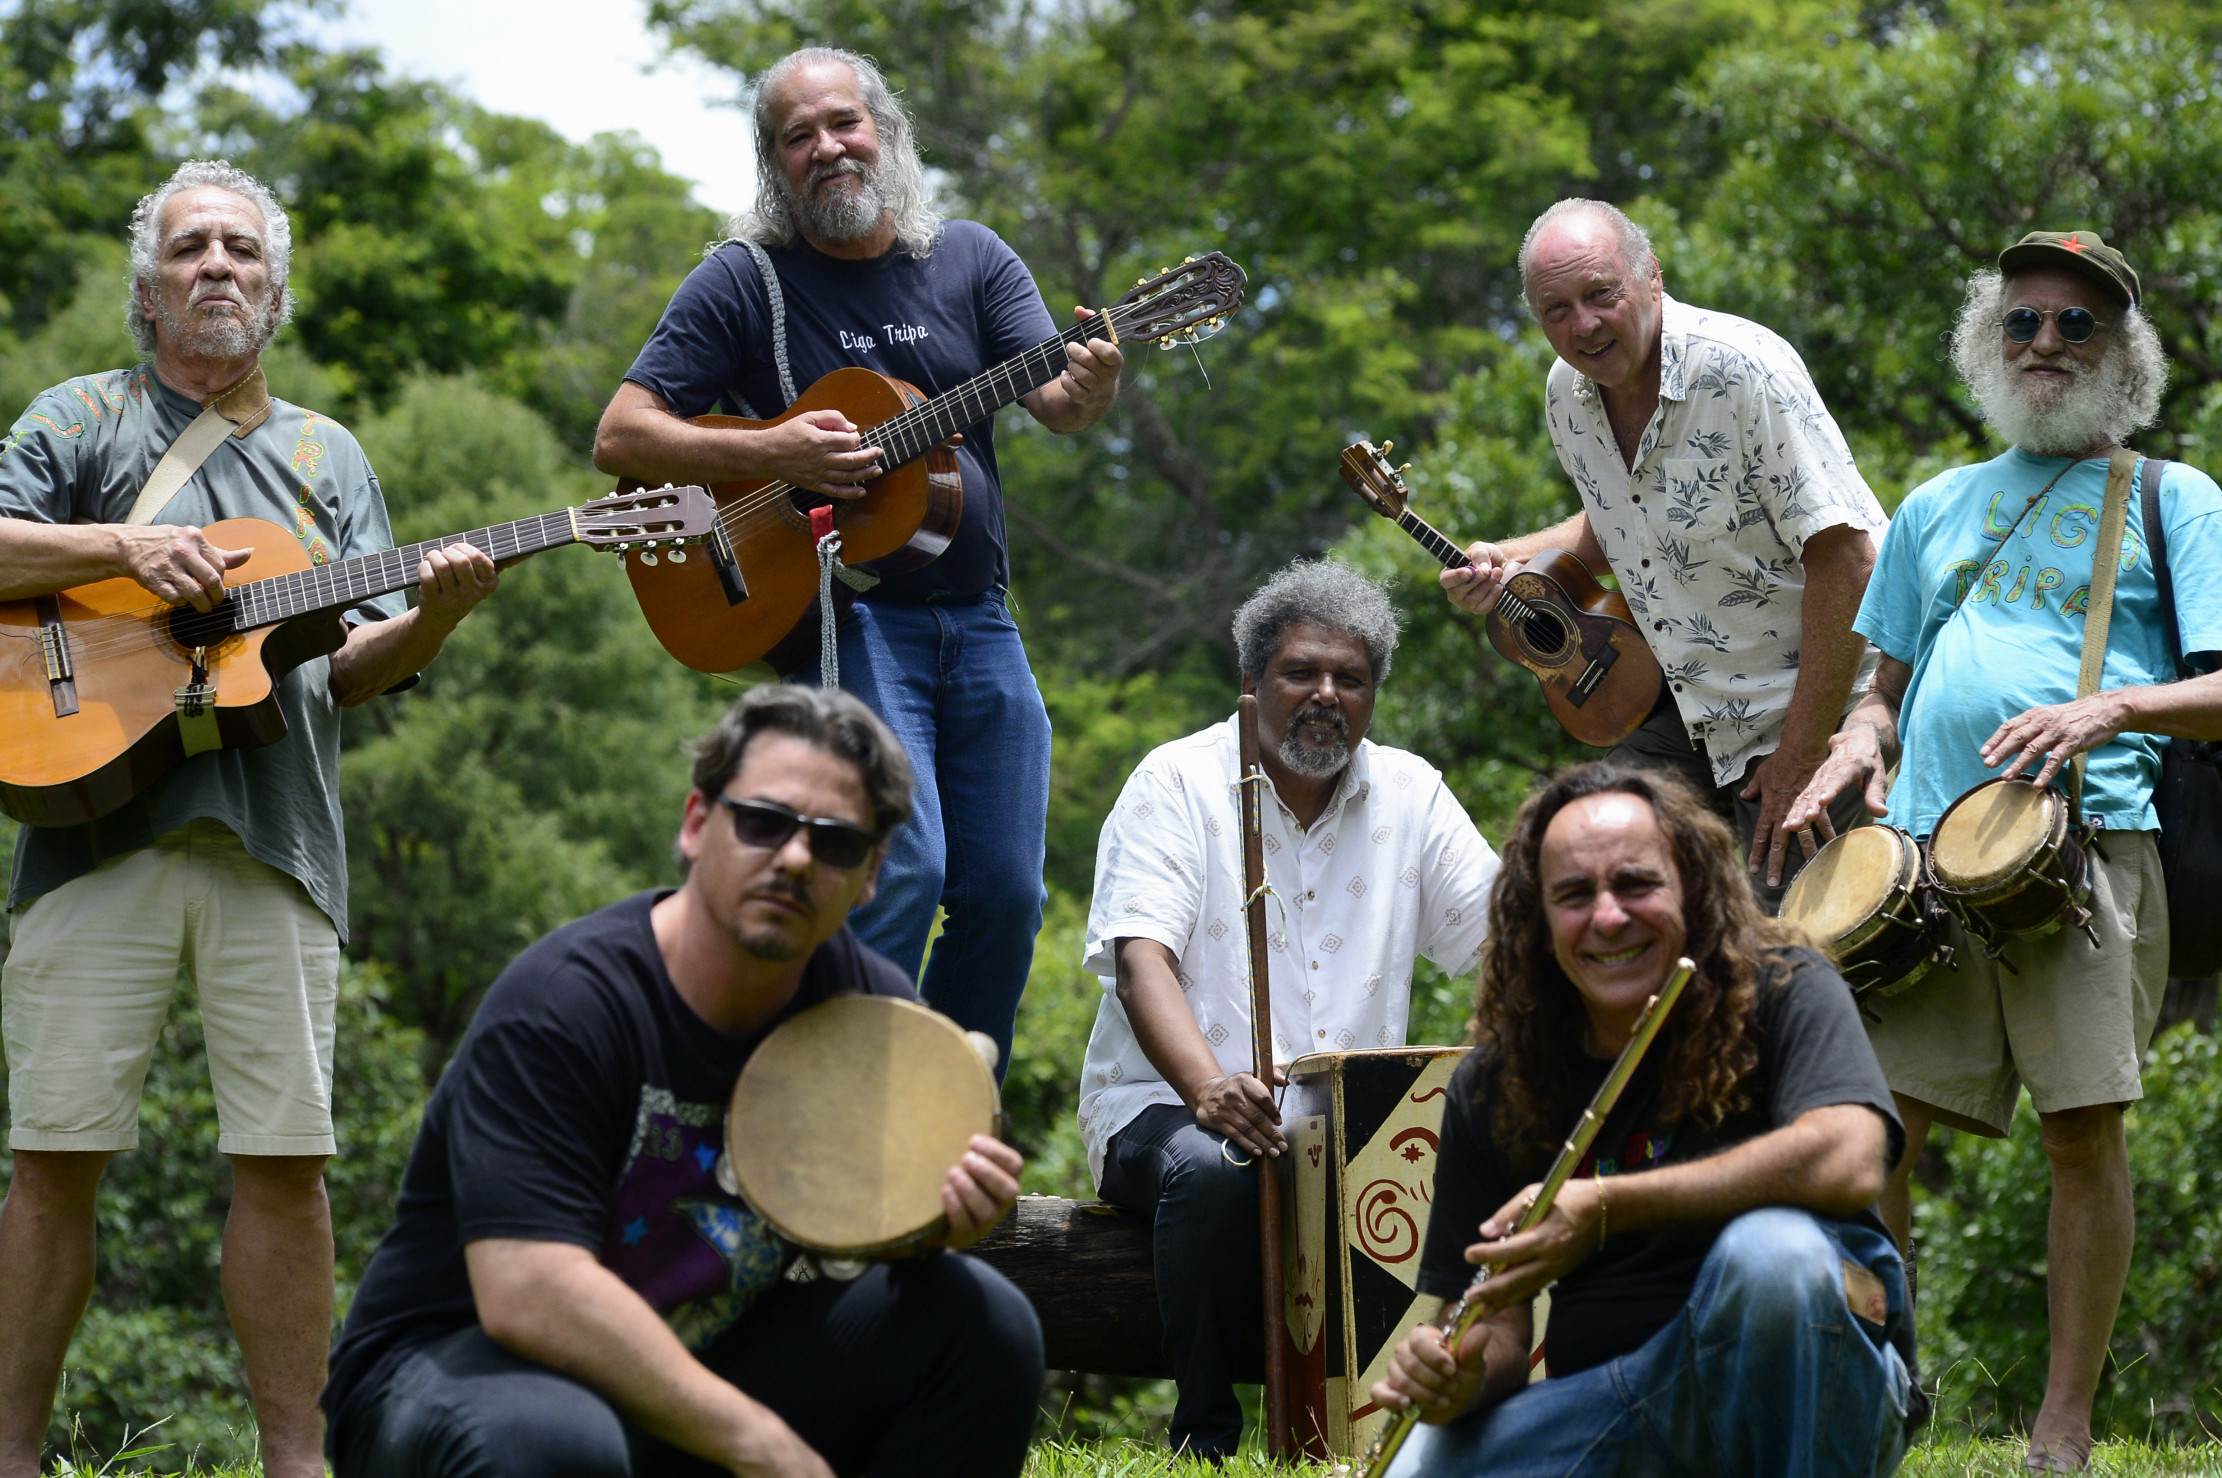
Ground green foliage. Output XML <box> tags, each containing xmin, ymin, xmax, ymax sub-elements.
<box><xmin>0</xmin><ymin>962</ymin><xmax>426</xmax><ymax>1473</ymax></box>
<box><xmin>1911</xmin><ymin>1025</ymin><xmax>2222</xmax><ymax>1443</ymax></box>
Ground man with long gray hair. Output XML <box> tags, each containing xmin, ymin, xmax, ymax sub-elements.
<box><xmin>0</xmin><ymin>161</ymin><xmax>497</xmax><ymax>1477</ymax></box>
<box><xmin>1784</xmin><ymin>230</ymin><xmax>2222</xmax><ymax>1471</ymax></box>
<box><xmin>1077</xmin><ymin>559</ymin><xmax>1500</xmax><ymax>1459</ymax></box>
<box><xmin>595</xmin><ymin>46</ymin><xmax>1124</xmax><ymax>1081</ymax></box>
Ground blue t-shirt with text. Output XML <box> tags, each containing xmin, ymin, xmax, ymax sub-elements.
<box><xmin>1856</xmin><ymin>449</ymin><xmax>2222</xmax><ymax>835</ymax></box>
<box><xmin>623</xmin><ymin>223</ymin><xmax>1059</xmax><ymax>601</ymax></box>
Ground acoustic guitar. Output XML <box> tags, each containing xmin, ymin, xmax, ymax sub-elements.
<box><xmin>620</xmin><ymin>251</ymin><xmax>1249</xmax><ymax>675</ymax></box>
<box><xmin>1338</xmin><ymin>440</ymin><xmax>1662</xmax><ymax>747</ymax></box>
<box><xmin>0</xmin><ymin>484</ymin><xmax>718</xmax><ymax>827</ymax></box>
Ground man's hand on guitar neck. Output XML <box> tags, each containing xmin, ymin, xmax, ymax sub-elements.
<box><xmin>1440</xmin><ymin>540</ymin><xmax>1519</xmax><ymax>615</ymax></box>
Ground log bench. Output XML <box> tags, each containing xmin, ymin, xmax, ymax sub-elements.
<box><xmin>970</xmin><ymin>1194</ymin><xmax>1265</xmax><ymax>1381</ymax></box>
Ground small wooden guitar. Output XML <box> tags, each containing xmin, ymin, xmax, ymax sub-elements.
<box><xmin>0</xmin><ymin>484</ymin><xmax>718</xmax><ymax>827</ymax></box>
<box><xmin>1338</xmin><ymin>440</ymin><xmax>1661</xmax><ymax>747</ymax></box>
<box><xmin>621</xmin><ymin>251</ymin><xmax>1249</xmax><ymax>675</ymax></box>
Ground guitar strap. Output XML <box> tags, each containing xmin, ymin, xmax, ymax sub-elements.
<box><xmin>2070</xmin><ymin>448</ymin><xmax>2139</xmax><ymax>823</ymax></box>
<box><xmin>125</xmin><ymin>364</ymin><xmax>274</xmax><ymax>525</ymax></box>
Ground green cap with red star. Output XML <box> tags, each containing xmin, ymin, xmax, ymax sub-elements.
<box><xmin>1998</xmin><ymin>230</ymin><xmax>2141</xmax><ymax>308</ymax></box>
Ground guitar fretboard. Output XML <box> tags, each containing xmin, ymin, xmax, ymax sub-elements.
<box><xmin>1393</xmin><ymin>509</ymin><xmax>1548</xmax><ymax>629</ymax></box>
<box><xmin>866</xmin><ymin>300</ymin><xmax>1157</xmax><ymax>468</ymax></box>
<box><xmin>170</xmin><ymin>512</ymin><xmax>578</xmax><ymax>648</ymax></box>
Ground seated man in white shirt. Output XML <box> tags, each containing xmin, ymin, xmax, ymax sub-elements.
<box><xmin>1076</xmin><ymin>559</ymin><xmax>1502</xmax><ymax>1460</ymax></box>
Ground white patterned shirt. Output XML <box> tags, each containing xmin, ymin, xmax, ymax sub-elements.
<box><xmin>1546</xmin><ymin>295</ymin><xmax>1889</xmax><ymax>784</ymax></box>
<box><xmin>1076</xmin><ymin>717</ymin><xmax>1499</xmax><ymax>1188</ymax></box>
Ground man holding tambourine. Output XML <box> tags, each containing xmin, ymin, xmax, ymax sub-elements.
<box><xmin>1782</xmin><ymin>230</ymin><xmax>2222</xmax><ymax>1475</ymax></box>
<box><xmin>322</xmin><ymin>687</ymin><xmax>1040</xmax><ymax>1478</ymax></box>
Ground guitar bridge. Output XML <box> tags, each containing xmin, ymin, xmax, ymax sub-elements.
<box><xmin>35</xmin><ymin>596</ymin><xmax>79</xmax><ymax>718</ymax></box>
<box><xmin>1568</xmin><ymin>642</ymin><xmax>1618</xmax><ymax>707</ymax></box>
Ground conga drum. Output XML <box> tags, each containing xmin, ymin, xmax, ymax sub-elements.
<box><xmin>1778</xmin><ymin>826</ymin><xmax>1949</xmax><ymax>997</ymax></box>
<box><xmin>1927</xmin><ymin>778</ymin><xmax>2095</xmax><ymax>949</ymax></box>
<box><xmin>723</xmin><ymin>994</ymin><xmax>1000</xmax><ymax>1264</ymax></box>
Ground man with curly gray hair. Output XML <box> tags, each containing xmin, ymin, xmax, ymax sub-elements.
<box><xmin>596</xmin><ymin>46</ymin><xmax>1125</xmax><ymax>1083</ymax></box>
<box><xmin>1077</xmin><ymin>559</ymin><xmax>1500</xmax><ymax>1459</ymax></box>
<box><xmin>1784</xmin><ymin>229</ymin><xmax>2222</xmax><ymax>1473</ymax></box>
<box><xmin>0</xmin><ymin>160</ymin><xmax>498</xmax><ymax>1478</ymax></box>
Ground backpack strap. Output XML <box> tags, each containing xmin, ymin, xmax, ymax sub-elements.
<box><xmin>2140</xmin><ymin>457</ymin><xmax>2190</xmax><ymax>680</ymax></box>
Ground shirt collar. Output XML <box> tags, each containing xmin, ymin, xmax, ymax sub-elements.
<box><xmin>1218</xmin><ymin>715</ymin><xmax>1374</xmax><ymax>821</ymax></box>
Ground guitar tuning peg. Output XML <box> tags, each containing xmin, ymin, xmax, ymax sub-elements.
<box><xmin>640</xmin><ymin>550</ymin><xmax>659</xmax><ymax>567</ymax></box>
<box><xmin>1382</xmin><ymin>440</ymin><xmax>1394</xmax><ymax>454</ymax></box>
<box><xmin>669</xmin><ymin>548</ymin><xmax>687</xmax><ymax>564</ymax></box>
<box><xmin>1136</xmin><ymin>276</ymin><xmax>1148</xmax><ymax>286</ymax></box>
<box><xmin>1185</xmin><ymin>254</ymin><xmax>1196</xmax><ymax>263</ymax></box>
<box><xmin>1399</xmin><ymin>464</ymin><xmax>1412</xmax><ymax>475</ymax></box>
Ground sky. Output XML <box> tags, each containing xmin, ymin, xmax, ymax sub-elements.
<box><xmin>325</xmin><ymin>0</ymin><xmax>759</xmax><ymax>217</ymax></box>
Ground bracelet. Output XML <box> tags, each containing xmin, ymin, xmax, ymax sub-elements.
<box><xmin>1594</xmin><ymin>1176</ymin><xmax>1609</xmax><ymax>1252</ymax></box>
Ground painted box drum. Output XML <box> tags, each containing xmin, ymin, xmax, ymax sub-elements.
<box><xmin>1276</xmin><ymin>1045</ymin><xmax>1490</xmax><ymax>1457</ymax></box>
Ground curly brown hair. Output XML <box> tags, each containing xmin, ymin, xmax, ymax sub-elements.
<box><xmin>1472</xmin><ymin>762</ymin><xmax>1810</xmax><ymax>1173</ymax></box>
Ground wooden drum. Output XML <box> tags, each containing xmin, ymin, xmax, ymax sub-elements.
<box><xmin>723</xmin><ymin>994</ymin><xmax>1000</xmax><ymax>1261</ymax></box>
<box><xmin>1779</xmin><ymin>825</ymin><xmax>1949</xmax><ymax>998</ymax></box>
<box><xmin>1275</xmin><ymin>1046</ymin><xmax>1523</xmax><ymax>1459</ymax></box>
<box><xmin>1927</xmin><ymin>778</ymin><xmax>2093</xmax><ymax>946</ymax></box>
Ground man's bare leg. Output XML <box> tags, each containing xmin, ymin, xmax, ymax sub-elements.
<box><xmin>0</xmin><ymin>1150</ymin><xmax>111</xmax><ymax>1478</ymax></box>
<box><xmin>2027</xmin><ymin>1104</ymin><xmax>2131</xmax><ymax>1472</ymax></box>
<box><xmin>1878</xmin><ymin>1092</ymin><xmax>1936</xmax><ymax>1254</ymax></box>
<box><xmin>222</xmin><ymin>1154</ymin><xmax>333</xmax><ymax>1478</ymax></box>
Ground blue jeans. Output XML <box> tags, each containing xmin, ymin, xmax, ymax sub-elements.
<box><xmin>330</xmin><ymin>1255</ymin><xmax>1044</xmax><ymax>1477</ymax></box>
<box><xmin>1386</xmin><ymin>1209</ymin><xmax>1911</xmax><ymax>1478</ymax></box>
<box><xmin>795</xmin><ymin>593</ymin><xmax>1051</xmax><ymax>1076</ymax></box>
<box><xmin>1099</xmin><ymin>1104</ymin><xmax>1264</xmax><ymax>1460</ymax></box>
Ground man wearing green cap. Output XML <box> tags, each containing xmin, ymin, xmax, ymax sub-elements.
<box><xmin>1784</xmin><ymin>229</ymin><xmax>2222</xmax><ymax>1471</ymax></box>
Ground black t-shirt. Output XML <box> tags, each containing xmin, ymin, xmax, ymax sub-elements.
<box><xmin>322</xmin><ymin>891</ymin><xmax>913</xmax><ymax>1432</ymax></box>
<box><xmin>1417</xmin><ymin>948</ymin><xmax>1904</xmax><ymax>1378</ymax></box>
<box><xmin>622</xmin><ymin>223</ymin><xmax>1060</xmax><ymax>601</ymax></box>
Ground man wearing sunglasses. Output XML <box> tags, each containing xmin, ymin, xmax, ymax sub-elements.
<box><xmin>323</xmin><ymin>686</ymin><xmax>1043</xmax><ymax>1478</ymax></box>
<box><xmin>1783</xmin><ymin>230</ymin><xmax>2222</xmax><ymax>1472</ymax></box>
<box><xmin>1078</xmin><ymin>560</ymin><xmax>1501</xmax><ymax>1460</ymax></box>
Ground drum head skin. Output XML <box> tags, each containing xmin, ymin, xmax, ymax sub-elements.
<box><xmin>1932</xmin><ymin>779</ymin><xmax>2053</xmax><ymax>892</ymax></box>
<box><xmin>725</xmin><ymin>995</ymin><xmax>999</xmax><ymax>1257</ymax></box>
<box><xmin>1781</xmin><ymin>827</ymin><xmax>1910</xmax><ymax>945</ymax></box>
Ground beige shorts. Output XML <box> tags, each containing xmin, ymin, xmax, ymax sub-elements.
<box><xmin>1865</xmin><ymin>828</ymin><xmax>2167</xmax><ymax>1137</ymax></box>
<box><xmin>3</xmin><ymin>820</ymin><xmax>341</xmax><ymax>1155</ymax></box>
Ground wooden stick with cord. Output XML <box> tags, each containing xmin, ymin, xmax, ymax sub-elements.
<box><xmin>1237</xmin><ymin>693</ymin><xmax>1294</xmax><ymax>1455</ymax></box>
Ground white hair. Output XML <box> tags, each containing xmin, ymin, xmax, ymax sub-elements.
<box><xmin>1518</xmin><ymin>198</ymin><xmax>1656</xmax><ymax>313</ymax></box>
<box><xmin>126</xmin><ymin>159</ymin><xmax>294</xmax><ymax>355</ymax></box>
<box><xmin>1950</xmin><ymin>269</ymin><xmax>2167</xmax><ymax>454</ymax></box>
<box><xmin>727</xmin><ymin>48</ymin><xmax>942</xmax><ymax>259</ymax></box>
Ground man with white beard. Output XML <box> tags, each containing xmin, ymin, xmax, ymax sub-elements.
<box><xmin>1784</xmin><ymin>230</ymin><xmax>2222</xmax><ymax>1472</ymax></box>
<box><xmin>596</xmin><ymin>48</ymin><xmax>1123</xmax><ymax>1082</ymax></box>
<box><xmin>0</xmin><ymin>160</ymin><xmax>497</xmax><ymax>1478</ymax></box>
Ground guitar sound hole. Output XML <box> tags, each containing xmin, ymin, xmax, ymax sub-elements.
<box><xmin>1521</xmin><ymin>610</ymin><xmax>1570</xmax><ymax>661</ymax></box>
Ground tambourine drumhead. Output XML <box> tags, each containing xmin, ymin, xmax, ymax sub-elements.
<box><xmin>1780</xmin><ymin>827</ymin><xmax>1912</xmax><ymax>944</ymax></box>
<box><xmin>724</xmin><ymin>995</ymin><xmax>998</xmax><ymax>1258</ymax></box>
<box><xmin>1931</xmin><ymin>779</ymin><xmax>2056</xmax><ymax>892</ymax></box>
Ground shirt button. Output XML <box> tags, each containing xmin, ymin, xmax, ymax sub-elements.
<box><xmin>1640</xmin><ymin>558</ymin><xmax>1651</xmax><ymax>568</ymax></box>
<box><xmin>1316</xmin><ymin>1029</ymin><xmax>1327</xmax><ymax>1039</ymax></box>
<box><xmin>1654</xmin><ymin>621</ymin><xmax>1667</xmax><ymax>632</ymax></box>
<box><xmin>1310</xmin><ymin>961</ymin><xmax>1320</xmax><ymax>971</ymax></box>
<box><xmin>1631</xmin><ymin>494</ymin><xmax>1642</xmax><ymax>504</ymax></box>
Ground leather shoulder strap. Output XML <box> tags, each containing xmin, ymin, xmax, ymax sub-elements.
<box><xmin>125</xmin><ymin>364</ymin><xmax>275</xmax><ymax>525</ymax></box>
<box><xmin>2070</xmin><ymin>447</ymin><xmax>2138</xmax><ymax>816</ymax></box>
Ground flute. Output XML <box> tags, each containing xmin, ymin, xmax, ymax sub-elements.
<box><xmin>1356</xmin><ymin>955</ymin><xmax>1696</xmax><ymax>1478</ymax></box>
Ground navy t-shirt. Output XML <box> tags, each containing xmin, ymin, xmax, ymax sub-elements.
<box><xmin>1417</xmin><ymin>948</ymin><xmax>1904</xmax><ymax>1378</ymax></box>
<box><xmin>623</xmin><ymin>223</ymin><xmax>1059</xmax><ymax>600</ymax></box>
<box><xmin>322</xmin><ymin>891</ymin><xmax>914</xmax><ymax>1436</ymax></box>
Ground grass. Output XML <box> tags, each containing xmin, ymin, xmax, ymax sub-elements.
<box><xmin>46</xmin><ymin>1435</ymin><xmax>2222</xmax><ymax>1477</ymax></box>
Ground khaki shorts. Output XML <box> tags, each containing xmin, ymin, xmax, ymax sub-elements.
<box><xmin>1865</xmin><ymin>828</ymin><xmax>2167</xmax><ymax>1137</ymax></box>
<box><xmin>3</xmin><ymin>820</ymin><xmax>341</xmax><ymax>1155</ymax></box>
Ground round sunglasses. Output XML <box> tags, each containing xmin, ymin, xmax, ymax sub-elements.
<box><xmin>716</xmin><ymin>795</ymin><xmax>879</xmax><ymax>868</ymax></box>
<box><xmin>2001</xmin><ymin>306</ymin><xmax>2107</xmax><ymax>345</ymax></box>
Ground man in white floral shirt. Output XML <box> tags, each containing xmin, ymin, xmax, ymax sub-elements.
<box><xmin>1443</xmin><ymin>198</ymin><xmax>1887</xmax><ymax>903</ymax></box>
<box><xmin>1077</xmin><ymin>559</ymin><xmax>1500</xmax><ymax>1460</ymax></box>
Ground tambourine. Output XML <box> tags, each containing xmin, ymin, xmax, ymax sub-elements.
<box><xmin>723</xmin><ymin>994</ymin><xmax>1001</xmax><ymax>1262</ymax></box>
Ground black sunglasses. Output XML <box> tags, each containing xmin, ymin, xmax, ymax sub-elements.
<box><xmin>2002</xmin><ymin>306</ymin><xmax>2106</xmax><ymax>345</ymax></box>
<box><xmin>716</xmin><ymin>796</ymin><xmax>879</xmax><ymax>868</ymax></box>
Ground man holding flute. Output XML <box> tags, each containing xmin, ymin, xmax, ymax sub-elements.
<box><xmin>1076</xmin><ymin>560</ymin><xmax>1499</xmax><ymax>1460</ymax></box>
<box><xmin>1372</xmin><ymin>764</ymin><xmax>1912</xmax><ymax>1477</ymax></box>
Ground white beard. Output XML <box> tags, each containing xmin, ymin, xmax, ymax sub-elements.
<box><xmin>157</xmin><ymin>290</ymin><xmax>274</xmax><ymax>361</ymax></box>
<box><xmin>1968</xmin><ymin>349</ymin><xmax>2136</xmax><ymax>456</ymax></box>
<box><xmin>788</xmin><ymin>159</ymin><xmax>889</xmax><ymax>243</ymax></box>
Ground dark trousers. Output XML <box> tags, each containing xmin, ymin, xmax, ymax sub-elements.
<box><xmin>1099</xmin><ymin>1103</ymin><xmax>1264</xmax><ymax>1460</ymax></box>
<box><xmin>1608</xmin><ymin>693</ymin><xmax>1870</xmax><ymax>912</ymax></box>
<box><xmin>330</xmin><ymin>1255</ymin><xmax>1043</xmax><ymax>1478</ymax></box>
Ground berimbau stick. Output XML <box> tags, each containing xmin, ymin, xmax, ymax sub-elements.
<box><xmin>1237</xmin><ymin>693</ymin><xmax>1294</xmax><ymax>1455</ymax></box>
